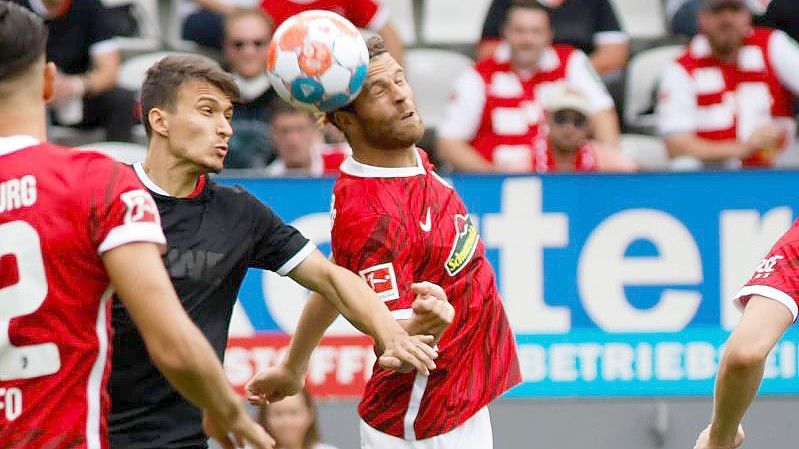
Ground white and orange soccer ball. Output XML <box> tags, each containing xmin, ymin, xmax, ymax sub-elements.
<box><xmin>266</xmin><ymin>10</ymin><xmax>369</xmax><ymax>112</ymax></box>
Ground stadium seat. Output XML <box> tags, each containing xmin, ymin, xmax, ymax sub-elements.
<box><xmin>117</xmin><ymin>51</ymin><xmax>193</xmax><ymax>92</ymax></box>
<box><xmin>609</xmin><ymin>0</ymin><xmax>668</xmax><ymax>40</ymax></box>
<box><xmin>623</xmin><ymin>45</ymin><xmax>684</xmax><ymax>132</ymax></box>
<box><xmin>79</xmin><ymin>141</ymin><xmax>148</xmax><ymax>164</ymax></box>
<box><xmin>619</xmin><ymin>133</ymin><xmax>670</xmax><ymax>171</ymax></box>
<box><xmin>101</xmin><ymin>0</ymin><xmax>162</xmax><ymax>56</ymax></box>
<box><xmin>404</xmin><ymin>48</ymin><xmax>474</xmax><ymax>128</ymax></box>
<box><xmin>382</xmin><ymin>0</ymin><xmax>416</xmax><ymax>45</ymax></box>
<box><xmin>420</xmin><ymin>0</ymin><xmax>491</xmax><ymax>45</ymax></box>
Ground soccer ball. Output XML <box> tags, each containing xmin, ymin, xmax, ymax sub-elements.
<box><xmin>267</xmin><ymin>10</ymin><xmax>369</xmax><ymax>113</ymax></box>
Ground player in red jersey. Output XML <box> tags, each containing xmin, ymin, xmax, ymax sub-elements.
<box><xmin>0</xmin><ymin>2</ymin><xmax>272</xmax><ymax>448</ymax></box>
<box><xmin>693</xmin><ymin>223</ymin><xmax>799</xmax><ymax>449</ymax></box>
<box><xmin>246</xmin><ymin>35</ymin><xmax>521</xmax><ymax>449</ymax></box>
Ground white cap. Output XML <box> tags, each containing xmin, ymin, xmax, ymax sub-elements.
<box><xmin>543</xmin><ymin>86</ymin><xmax>591</xmax><ymax>117</ymax></box>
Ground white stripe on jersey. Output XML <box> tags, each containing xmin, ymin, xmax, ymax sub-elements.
<box><xmin>403</xmin><ymin>372</ymin><xmax>429</xmax><ymax>440</ymax></box>
<box><xmin>86</xmin><ymin>286</ymin><xmax>113</xmax><ymax>449</ymax></box>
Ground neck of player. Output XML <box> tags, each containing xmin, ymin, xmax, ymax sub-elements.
<box><xmin>142</xmin><ymin>142</ymin><xmax>203</xmax><ymax>197</ymax></box>
<box><xmin>0</xmin><ymin>100</ymin><xmax>48</xmax><ymax>142</ymax></box>
<box><xmin>351</xmin><ymin>143</ymin><xmax>418</xmax><ymax>168</ymax></box>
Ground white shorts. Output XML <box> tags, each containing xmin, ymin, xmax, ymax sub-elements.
<box><xmin>359</xmin><ymin>407</ymin><xmax>492</xmax><ymax>449</ymax></box>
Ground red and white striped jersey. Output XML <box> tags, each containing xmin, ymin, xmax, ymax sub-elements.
<box><xmin>260</xmin><ymin>0</ymin><xmax>389</xmax><ymax>32</ymax></box>
<box><xmin>438</xmin><ymin>44</ymin><xmax>613</xmax><ymax>172</ymax></box>
<box><xmin>0</xmin><ymin>136</ymin><xmax>164</xmax><ymax>449</ymax></box>
<box><xmin>331</xmin><ymin>148</ymin><xmax>521</xmax><ymax>440</ymax></box>
<box><xmin>657</xmin><ymin>27</ymin><xmax>799</xmax><ymax>167</ymax></box>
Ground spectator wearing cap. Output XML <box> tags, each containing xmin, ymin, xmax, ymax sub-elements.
<box><xmin>657</xmin><ymin>0</ymin><xmax>799</xmax><ymax>168</ymax></box>
<box><xmin>478</xmin><ymin>0</ymin><xmax>629</xmax><ymax>77</ymax></box>
<box><xmin>667</xmin><ymin>0</ymin><xmax>772</xmax><ymax>37</ymax></box>
<box><xmin>13</xmin><ymin>0</ymin><xmax>136</xmax><ymax>142</ymax></box>
<box><xmin>536</xmin><ymin>87</ymin><xmax>636</xmax><ymax>172</ymax></box>
<box><xmin>223</xmin><ymin>9</ymin><xmax>282</xmax><ymax>168</ymax></box>
<box><xmin>437</xmin><ymin>0</ymin><xmax>619</xmax><ymax>173</ymax></box>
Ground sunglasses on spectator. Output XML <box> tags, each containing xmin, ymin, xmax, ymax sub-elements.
<box><xmin>552</xmin><ymin>110</ymin><xmax>588</xmax><ymax>128</ymax></box>
<box><xmin>231</xmin><ymin>39</ymin><xmax>268</xmax><ymax>50</ymax></box>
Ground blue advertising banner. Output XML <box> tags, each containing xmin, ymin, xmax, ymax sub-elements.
<box><xmin>218</xmin><ymin>172</ymin><xmax>799</xmax><ymax>397</ymax></box>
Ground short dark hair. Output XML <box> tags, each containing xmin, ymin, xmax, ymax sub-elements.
<box><xmin>324</xmin><ymin>34</ymin><xmax>388</xmax><ymax>126</ymax></box>
<box><xmin>0</xmin><ymin>1</ymin><xmax>48</xmax><ymax>83</ymax></box>
<box><xmin>140</xmin><ymin>54</ymin><xmax>240</xmax><ymax>138</ymax></box>
<box><xmin>504</xmin><ymin>0</ymin><xmax>551</xmax><ymax>25</ymax></box>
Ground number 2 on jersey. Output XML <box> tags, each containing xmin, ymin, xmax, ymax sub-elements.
<box><xmin>0</xmin><ymin>221</ymin><xmax>60</xmax><ymax>380</ymax></box>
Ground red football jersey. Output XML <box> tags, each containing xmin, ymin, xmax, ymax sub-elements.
<box><xmin>260</xmin><ymin>0</ymin><xmax>388</xmax><ymax>31</ymax></box>
<box><xmin>331</xmin><ymin>148</ymin><xmax>521</xmax><ymax>440</ymax></box>
<box><xmin>734</xmin><ymin>219</ymin><xmax>799</xmax><ymax>321</ymax></box>
<box><xmin>0</xmin><ymin>136</ymin><xmax>165</xmax><ymax>448</ymax></box>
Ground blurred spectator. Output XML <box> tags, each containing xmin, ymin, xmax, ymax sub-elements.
<box><xmin>14</xmin><ymin>0</ymin><xmax>136</xmax><ymax>142</ymax></box>
<box><xmin>256</xmin><ymin>390</ymin><xmax>339</xmax><ymax>449</ymax></box>
<box><xmin>224</xmin><ymin>9</ymin><xmax>282</xmax><ymax>168</ymax></box>
<box><xmin>667</xmin><ymin>0</ymin><xmax>771</xmax><ymax>37</ymax></box>
<box><xmin>537</xmin><ymin>86</ymin><xmax>637</xmax><ymax>172</ymax></box>
<box><xmin>182</xmin><ymin>0</ymin><xmax>249</xmax><ymax>50</ymax></box>
<box><xmin>657</xmin><ymin>0</ymin><xmax>799</xmax><ymax>168</ymax></box>
<box><xmin>437</xmin><ymin>0</ymin><xmax>619</xmax><ymax>173</ymax></box>
<box><xmin>759</xmin><ymin>0</ymin><xmax>799</xmax><ymax>43</ymax></box>
<box><xmin>260</xmin><ymin>0</ymin><xmax>405</xmax><ymax>65</ymax></box>
<box><xmin>478</xmin><ymin>0</ymin><xmax>629</xmax><ymax>76</ymax></box>
<box><xmin>265</xmin><ymin>103</ymin><xmax>349</xmax><ymax>177</ymax></box>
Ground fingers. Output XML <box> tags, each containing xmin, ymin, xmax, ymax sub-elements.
<box><xmin>247</xmin><ymin>394</ymin><xmax>267</xmax><ymax>406</ymax></box>
<box><xmin>378</xmin><ymin>354</ymin><xmax>402</xmax><ymax>370</ymax></box>
<box><xmin>411</xmin><ymin>282</ymin><xmax>448</xmax><ymax>302</ymax></box>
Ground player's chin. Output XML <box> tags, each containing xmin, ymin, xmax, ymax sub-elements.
<box><xmin>202</xmin><ymin>157</ymin><xmax>225</xmax><ymax>174</ymax></box>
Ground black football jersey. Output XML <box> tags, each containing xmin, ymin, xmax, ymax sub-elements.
<box><xmin>109</xmin><ymin>163</ymin><xmax>312</xmax><ymax>448</ymax></box>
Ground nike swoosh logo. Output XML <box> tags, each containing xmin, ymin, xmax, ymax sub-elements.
<box><xmin>420</xmin><ymin>207</ymin><xmax>432</xmax><ymax>232</ymax></box>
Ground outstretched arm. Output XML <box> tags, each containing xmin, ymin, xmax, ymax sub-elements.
<box><xmin>694</xmin><ymin>296</ymin><xmax>793</xmax><ymax>449</ymax></box>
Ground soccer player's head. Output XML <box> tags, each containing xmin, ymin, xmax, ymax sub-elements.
<box><xmin>140</xmin><ymin>54</ymin><xmax>240</xmax><ymax>174</ymax></box>
<box><xmin>0</xmin><ymin>1</ymin><xmax>52</xmax><ymax>105</ymax></box>
<box><xmin>326</xmin><ymin>35</ymin><xmax>424</xmax><ymax>152</ymax></box>
<box><xmin>502</xmin><ymin>0</ymin><xmax>553</xmax><ymax>69</ymax></box>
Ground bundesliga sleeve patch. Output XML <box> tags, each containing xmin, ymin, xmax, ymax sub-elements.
<box><xmin>445</xmin><ymin>214</ymin><xmax>479</xmax><ymax>276</ymax></box>
<box><xmin>120</xmin><ymin>189</ymin><xmax>160</xmax><ymax>225</ymax></box>
<box><xmin>358</xmin><ymin>262</ymin><xmax>400</xmax><ymax>302</ymax></box>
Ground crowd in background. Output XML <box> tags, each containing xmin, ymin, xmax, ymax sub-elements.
<box><xmin>14</xmin><ymin>0</ymin><xmax>799</xmax><ymax>174</ymax></box>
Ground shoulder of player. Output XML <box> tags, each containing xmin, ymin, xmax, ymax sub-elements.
<box><xmin>63</xmin><ymin>147</ymin><xmax>134</xmax><ymax>184</ymax></box>
<box><xmin>207</xmin><ymin>181</ymin><xmax>278</xmax><ymax>217</ymax></box>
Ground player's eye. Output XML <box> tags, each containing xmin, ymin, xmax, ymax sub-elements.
<box><xmin>200</xmin><ymin>106</ymin><xmax>213</xmax><ymax>115</ymax></box>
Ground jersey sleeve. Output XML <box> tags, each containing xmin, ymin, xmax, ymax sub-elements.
<box><xmin>347</xmin><ymin>0</ymin><xmax>388</xmax><ymax>31</ymax></box>
<box><xmin>247</xmin><ymin>193</ymin><xmax>315</xmax><ymax>275</ymax></box>
<box><xmin>565</xmin><ymin>50</ymin><xmax>615</xmax><ymax>112</ymax></box>
<box><xmin>87</xmin><ymin>0</ymin><xmax>118</xmax><ymax>56</ymax></box>
<box><xmin>331</xmin><ymin>212</ymin><xmax>416</xmax><ymax>318</ymax></box>
<box><xmin>734</xmin><ymin>223</ymin><xmax>799</xmax><ymax>322</ymax></box>
<box><xmin>78</xmin><ymin>154</ymin><xmax>165</xmax><ymax>255</ymax></box>
<box><xmin>480</xmin><ymin>0</ymin><xmax>510</xmax><ymax>41</ymax></box>
<box><xmin>436</xmin><ymin>66</ymin><xmax>486</xmax><ymax>141</ymax></box>
<box><xmin>656</xmin><ymin>61</ymin><xmax>698</xmax><ymax>136</ymax></box>
<box><xmin>593</xmin><ymin>0</ymin><xmax>629</xmax><ymax>46</ymax></box>
<box><xmin>769</xmin><ymin>29</ymin><xmax>799</xmax><ymax>97</ymax></box>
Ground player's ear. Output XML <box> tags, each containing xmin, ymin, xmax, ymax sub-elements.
<box><xmin>148</xmin><ymin>108</ymin><xmax>169</xmax><ymax>137</ymax></box>
<box><xmin>331</xmin><ymin>110</ymin><xmax>356</xmax><ymax>134</ymax></box>
<box><xmin>43</xmin><ymin>62</ymin><xmax>55</xmax><ymax>102</ymax></box>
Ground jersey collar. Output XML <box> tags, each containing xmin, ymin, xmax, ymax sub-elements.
<box><xmin>0</xmin><ymin>135</ymin><xmax>39</xmax><ymax>157</ymax></box>
<box><xmin>133</xmin><ymin>162</ymin><xmax>171</xmax><ymax>196</ymax></box>
<box><xmin>339</xmin><ymin>147</ymin><xmax>425</xmax><ymax>178</ymax></box>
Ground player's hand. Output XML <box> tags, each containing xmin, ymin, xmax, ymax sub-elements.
<box><xmin>245</xmin><ymin>363</ymin><xmax>305</xmax><ymax>406</ymax></box>
<box><xmin>693</xmin><ymin>424</ymin><xmax>745</xmax><ymax>449</ymax></box>
<box><xmin>202</xmin><ymin>408</ymin><xmax>275</xmax><ymax>449</ymax></box>
<box><xmin>377</xmin><ymin>333</ymin><xmax>438</xmax><ymax>375</ymax></box>
<box><xmin>409</xmin><ymin>282</ymin><xmax>454</xmax><ymax>338</ymax></box>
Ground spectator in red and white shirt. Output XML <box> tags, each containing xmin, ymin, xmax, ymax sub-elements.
<box><xmin>437</xmin><ymin>0</ymin><xmax>619</xmax><ymax>173</ymax></box>
<box><xmin>265</xmin><ymin>103</ymin><xmax>349</xmax><ymax>177</ymax></box>
<box><xmin>657</xmin><ymin>0</ymin><xmax>799</xmax><ymax>168</ymax></box>
<box><xmin>536</xmin><ymin>86</ymin><xmax>637</xmax><ymax>172</ymax></box>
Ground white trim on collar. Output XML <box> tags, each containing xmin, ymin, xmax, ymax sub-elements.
<box><xmin>0</xmin><ymin>135</ymin><xmax>40</xmax><ymax>157</ymax></box>
<box><xmin>339</xmin><ymin>148</ymin><xmax>425</xmax><ymax>178</ymax></box>
<box><xmin>133</xmin><ymin>162</ymin><xmax>171</xmax><ymax>196</ymax></box>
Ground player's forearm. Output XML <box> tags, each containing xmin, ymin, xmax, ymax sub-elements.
<box><xmin>398</xmin><ymin>317</ymin><xmax>444</xmax><ymax>343</ymax></box>
<box><xmin>282</xmin><ymin>292</ymin><xmax>340</xmax><ymax>374</ymax></box>
<box><xmin>436</xmin><ymin>138</ymin><xmax>495</xmax><ymax>172</ymax></box>
<box><xmin>321</xmin><ymin>266</ymin><xmax>408</xmax><ymax>352</ymax></box>
<box><xmin>665</xmin><ymin>134</ymin><xmax>748</xmax><ymax>162</ymax></box>
<box><xmin>707</xmin><ymin>347</ymin><xmax>766</xmax><ymax>445</ymax></box>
